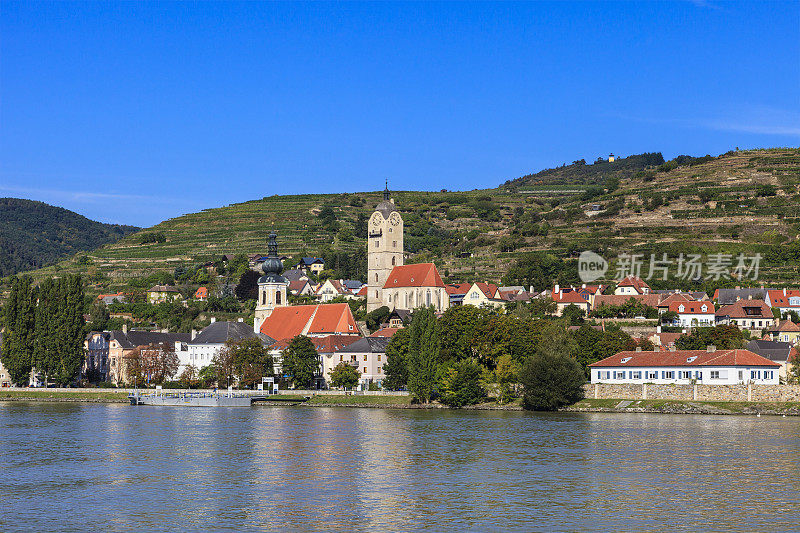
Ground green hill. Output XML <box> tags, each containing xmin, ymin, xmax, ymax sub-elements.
<box><xmin>11</xmin><ymin>147</ymin><xmax>800</xmax><ymax>295</ymax></box>
<box><xmin>0</xmin><ymin>198</ymin><xmax>139</xmax><ymax>277</ymax></box>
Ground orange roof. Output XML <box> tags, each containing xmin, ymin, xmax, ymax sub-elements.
<box><xmin>369</xmin><ymin>327</ymin><xmax>400</xmax><ymax>338</ymax></box>
<box><xmin>617</xmin><ymin>276</ymin><xmax>651</xmax><ymax>293</ymax></box>
<box><xmin>553</xmin><ymin>290</ymin><xmax>588</xmax><ymax>304</ymax></box>
<box><xmin>668</xmin><ymin>301</ymin><xmax>715</xmax><ymax>314</ymax></box>
<box><xmin>767</xmin><ymin>289</ymin><xmax>800</xmax><ymax>308</ymax></box>
<box><xmin>590</xmin><ymin>349</ymin><xmax>779</xmax><ymax>368</ymax></box>
<box><xmin>260</xmin><ymin>303</ymin><xmax>359</xmax><ymax>340</ymax></box>
<box><xmin>356</xmin><ymin>286</ymin><xmax>368</xmax><ymax>297</ymax></box>
<box><xmin>383</xmin><ymin>263</ymin><xmax>445</xmax><ymax>289</ymax></box>
<box><xmin>657</xmin><ymin>293</ymin><xmax>694</xmax><ymax>307</ymax></box>
<box><xmin>769</xmin><ymin>319</ymin><xmax>800</xmax><ymax>332</ymax></box>
<box><xmin>593</xmin><ymin>294</ymin><xmax>662</xmax><ymax>310</ymax></box>
<box><xmin>715</xmin><ymin>300</ymin><xmax>770</xmax><ymax>319</ymax></box>
<box><xmin>473</xmin><ymin>282</ymin><xmax>499</xmax><ymax>299</ymax></box>
<box><xmin>446</xmin><ymin>283</ymin><xmax>472</xmax><ymax>295</ymax></box>
<box><xmin>97</xmin><ymin>292</ymin><xmax>125</xmax><ymax>299</ymax></box>
<box><xmin>270</xmin><ymin>334</ymin><xmax>361</xmax><ymax>353</ymax></box>
<box><xmin>194</xmin><ymin>287</ymin><xmax>208</xmax><ymax>299</ymax></box>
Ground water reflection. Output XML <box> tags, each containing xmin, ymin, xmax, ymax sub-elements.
<box><xmin>0</xmin><ymin>403</ymin><xmax>798</xmax><ymax>532</ymax></box>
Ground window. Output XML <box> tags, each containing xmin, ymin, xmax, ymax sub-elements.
<box><xmin>646</xmin><ymin>371</ymin><xmax>658</xmax><ymax>380</ymax></box>
<box><xmin>614</xmin><ymin>371</ymin><xmax>626</xmax><ymax>379</ymax></box>
<box><xmin>363</xmin><ymin>355</ymin><xmax>367</xmax><ymax>361</ymax></box>
<box><xmin>679</xmin><ymin>371</ymin><xmax>692</xmax><ymax>379</ymax></box>
<box><xmin>662</xmin><ymin>371</ymin><xmax>675</xmax><ymax>379</ymax></box>
<box><xmin>751</xmin><ymin>370</ymin><xmax>761</xmax><ymax>380</ymax></box>
<box><xmin>391</xmin><ymin>257</ymin><xmax>396</xmax><ymax>266</ymax></box>
<box><xmin>375</xmin><ymin>273</ymin><xmax>379</xmax><ymax>282</ymax></box>
<box><xmin>471</xmin><ymin>292</ymin><xmax>480</xmax><ymax>299</ymax></box>
<box><xmin>597</xmin><ymin>371</ymin><xmax>611</xmax><ymax>380</ymax></box>
<box><xmin>377</xmin><ymin>355</ymin><xmax>381</xmax><ymax>361</ymax></box>
<box><xmin>631</xmin><ymin>371</ymin><xmax>642</xmax><ymax>380</ymax></box>
<box><xmin>392</xmin><ymin>241</ymin><xmax>397</xmax><ymax>248</ymax></box>
<box><xmin>363</xmin><ymin>367</ymin><xmax>368</xmax><ymax>373</ymax></box>
<box><xmin>711</xmin><ymin>370</ymin><xmax>720</xmax><ymax>379</ymax></box>
<box><xmin>764</xmin><ymin>371</ymin><xmax>773</xmax><ymax>380</ymax></box>
<box><xmin>377</xmin><ymin>366</ymin><xmax>382</xmax><ymax>373</ymax></box>
<box><xmin>373</xmin><ymin>239</ymin><xmax>380</xmax><ymax>247</ymax></box>
<box><xmin>340</xmin><ymin>355</ymin><xmax>344</xmax><ymax>362</ymax></box>
<box><xmin>276</xmin><ymin>291</ymin><xmax>281</xmax><ymax>305</ymax></box>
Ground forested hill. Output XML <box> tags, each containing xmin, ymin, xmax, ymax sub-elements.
<box><xmin>0</xmin><ymin>198</ymin><xmax>139</xmax><ymax>276</ymax></box>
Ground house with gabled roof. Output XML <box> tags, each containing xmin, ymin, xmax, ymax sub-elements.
<box><xmin>765</xmin><ymin>288</ymin><xmax>800</xmax><ymax>317</ymax></box>
<box><xmin>668</xmin><ymin>301</ymin><xmax>715</xmax><ymax>327</ymax></box>
<box><xmin>746</xmin><ymin>339</ymin><xmax>798</xmax><ymax>381</ymax></box>
<box><xmin>296</xmin><ymin>257</ymin><xmax>325</xmax><ymax>274</ymax></box>
<box><xmin>715</xmin><ymin>299</ymin><xmax>774</xmax><ymax>331</ymax></box>
<box><xmin>333</xmin><ymin>337</ymin><xmax>392</xmax><ymax>389</ymax></box>
<box><xmin>317</xmin><ymin>279</ymin><xmax>351</xmax><ymax>302</ymax></box>
<box><xmin>288</xmin><ymin>279</ymin><xmax>316</xmax><ymax>297</ymax></box>
<box><xmin>614</xmin><ymin>276</ymin><xmax>651</xmax><ymax>295</ymax></box>
<box><xmin>146</xmin><ymin>285</ymin><xmax>183</xmax><ymax>304</ymax></box>
<box><xmin>766</xmin><ymin>319</ymin><xmax>800</xmax><ymax>345</ymax></box>
<box><xmin>551</xmin><ymin>287</ymin><xmax>591</xmax><ymax>316</ymax></box>
<box><xmin>382</xmin><ymin>263</ymin><xmax>449</xmax><ymax>313</ymax></box>
<box><xmin>194</xmin><ymin>287</ymin><xmax>208</xmax><ymax>301</ymax></box>
<box><xmin>713</xmin><ymin>287</ymin><xmax>771</xmax><ymax>306</ymax></box>
<box><xmin>589</xmin><ymin>347</ymin><xmax>779</xmax><ymax>385</ymax></box>
<box><xmin>462</xmin><ymin>282</ymin><xmax>507</xmax><ymax>309</ymax></box>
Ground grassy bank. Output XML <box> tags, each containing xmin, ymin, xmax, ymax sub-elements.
<box><xmin>567</xmin><ymin>398</ymin><xmax>800</xmax><ymax>416</ymax></box>
<box><xmin>0</xmin><ymin>390</ymin><xmax>129</xmax><ymax>402</ymax></box>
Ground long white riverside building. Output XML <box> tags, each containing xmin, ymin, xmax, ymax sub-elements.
<box><xmin>589</xmin><ymin>348</ymin><xmax>780</xmax><ymax>385</ymax></box>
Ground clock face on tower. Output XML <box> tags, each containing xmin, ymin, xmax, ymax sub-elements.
<box><xmin>389</xmin><ymin>212</ymin><xmax>401</xmax><ymax>226</ymax></box>
<box><xmin>370</xmin><ymin>213</ymin><xmax>382</xmax><ymax>227</ymax></box>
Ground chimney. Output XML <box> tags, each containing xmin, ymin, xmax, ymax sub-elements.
<box><xmin>707</xmin><ymin>345</ymin><xmax>716</xmax><ymax>352</ymax></box>
<box><xmin>210</xmin><ymin>317</ymin><xmax>216</xmax><ymax>323</ymax></box>
<box><xmin>122</xmin><ymin>324</ymin><xmax>128</xmax><ymax>335</ymax></box>
<box><xmin>748</xmin><ymin>294</ymin><xmax>752</xmax><ymax>300</ymax></box>
<box><xmin>529</xmin><ymin>285</ymin><xmax>534</xmax><ymax>294</ymax></box>
<box><xmin>191</xmin><ymin>329</ymin><xmax>197</xmax><ymax>340</ymax></box>
<box><xmin>656</xmin><ymin>325</ymin><xmax>662</xmax><ymax>334</ymax></box>
<box><xmin>635</xmin><ymin>346</ymin><xmax>642</xmax><ymax>352</ymax></box>
<box><xmin>582</xmin><ymin>283</ymin><xmax>586</xmax><ymax>288</ymax></box>
<box><xmin>554</xmin><ymin>284</ymin><xmax>560</xmax><ymax>295</ymax></box>
<box><xmin>784</xmin><ymin>288</ymin><xmax>787</xmax><ymax>296</ymax></box>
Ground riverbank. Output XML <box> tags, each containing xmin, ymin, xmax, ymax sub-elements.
<box><xmin>566</xmin><ymin>398</ymin><xmax>800</xmax><ymax>416</ymax></box>
<box><xmin>3</xmin><ymin>390</ymin><xmax>799</xmax><ymax>415</ymax></box>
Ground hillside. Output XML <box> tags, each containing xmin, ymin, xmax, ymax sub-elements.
<box><xmin>11</xmin><ymin>147</ymin><xmax>800</xmax><ymax>295</ymax></box>
<box><xmin>0</xmin><ymin>198</ymin><xmax>139</xmax><ymax>277</ymax></box>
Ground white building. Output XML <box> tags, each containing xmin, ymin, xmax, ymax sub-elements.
<box><xmin>589</xmin><ymin>347</ymin><xmax>780</xmax><ymax>385</ymax></box>
<box><xmin>668</xmin><ymin>301</ymin><xmax>715</xmax><ymax>328</ymax></box>
<box><xmin>332</xmin><ymin>337</ymin><xmax>391</xmax><ymax>389</ymax></box>
<box><xmin>180</xmin><ymin>320</ymin><xmax>275</xmax><ymax>376</ymax></box>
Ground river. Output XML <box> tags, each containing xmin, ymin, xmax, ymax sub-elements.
<box><xmin>0</xmin><ymin>402</ymin><xmax>798</xmax><ymax>532</ymax></box>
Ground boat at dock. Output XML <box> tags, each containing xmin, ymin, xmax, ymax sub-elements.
<box><xmin>128</xmin><ymin>390</ymin><xmax>309</xmax><ymax>407</ymax></box>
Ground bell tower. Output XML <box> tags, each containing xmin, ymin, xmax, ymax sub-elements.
<box><xmin>367</xmin><ymin>182</ymin><xmax>404</xmax><ymax>312</ymax></box>
<box><xmin>254</xmin><ymin>232</ymin><xmax>288</xmax><ymax>333</ymax></box>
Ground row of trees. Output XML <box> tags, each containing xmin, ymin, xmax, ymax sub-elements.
<box><xmin>1</xmin><ymin>275</ymin><xmax>86</xmax><ymax>386</ymax></box>
<box><xmin>382</xmin><ymin>306</ymin><xmax>603</xmax><ymax>409</ymax></box>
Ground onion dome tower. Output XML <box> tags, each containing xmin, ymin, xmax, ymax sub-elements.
<box><xmin>254</xmin><ymin>232</ymin><xmax>289</xmax><ymax>333</ymax></box>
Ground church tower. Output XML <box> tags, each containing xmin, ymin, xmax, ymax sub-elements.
<box><xmin>367</xmin><ymin>182</ymin><xmax>404</xmax><ymax>312</ymax></box>
<box><xmin>254</xmin><ymin>232</ymin><xmax>288</xmax><ymax>333</ymax></box>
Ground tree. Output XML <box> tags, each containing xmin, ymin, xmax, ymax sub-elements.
<box><xmin>407</xmin><ymin>307</ymin><xmax>440</xmax><ymax>403</ymax></box>
<box><xmin>89</xmin><ymin>299</ymin><xmax>110</xmax><ymax>331</ymax></box>
<box><xmin>789</xmin><ymin>350</ymin><xmax>800</xmax><ymax>384</ymax></box>
<box><xmin>129</xmin><ymin>342</ymin><xmax>179</xmax><ymax>385</ymax></box>
<box><xmin>281</xmin><ymin>335</ymin><xmax>320</xmax><ymax>389</ymax></box>
<box><xmin>1</xmin><ymin>276</ymin><xmax>35</xmax><ymax>385</ymax></box>
<box><xmin>329</xmin><ymin>361</ymin><xmax>361</xmax><ymax>389</ymax></box>
<box><xmin>212</xmin><ymin>346</ymin><xmax>236</xmax><ymax>388</ymax></box>
<box><xmin>492</xmin><ymin>353</ymin><xmax>521</xmax><ymax>404</ymax></box>
<box><xmin>383</xmin><ymin>327</ymin><xmax>410</xmax><ymax>390</ymax></box>
<box><xmin>365</xmin><ymin>306</ymin><xmax>391</xmax><ymax>332</ymax></box>
<box><xmin>561</xmin><ymin>304</ymin><xmax>585</xmax><ymax>326</ymax></box>
<box><xmin>437</xmin><ymin>305</ymin><xmax>494</xmax><ymax>362</ymax></box>
<box><xmin>235</xmin><ymin>270</ymin><xmax>260</xmax><ymax>301</ymax></box>
<box><xmin>675</xmin><ymin>325</ymin><xmax>744</xmax><ymax>350</ymax></box>
<box><xmin>224</xmin><ymin>337</ymin><xmax>274</xmax><ymax>388</ymax></box>
<box><xmin>179</xmin><ymin>364</ymin><xmax>199</xmax><ymax>388</ymax></box>
<box><xmin>520</xmin><ymin>325</ymin><xmax>585</xmax><ymax>410</ymax></box>
<box><xmin>439</xmin><ymin>358</ymin><xmax>486</xmax><ymax>407</ymax></box>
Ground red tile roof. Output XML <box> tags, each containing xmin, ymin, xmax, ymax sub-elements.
<box><xmin>589</xmin><ymin>349</ymin><xmax>779</xmax><ymax>368</ymax></box>
<box><xmin>288</xmin><ymin>280</ymin><xmax>310</xmax><ymax>293</ymax></box>
<box><xmin>657</xmin><ymin>293</ymin><xmax>694</xmax><ymax>307</ymax></box>
<box><xmin>194</xmin><ymin>287</ymin><xmax>208</xmax><ymax>299</ymax></box>
<box><xmin>715</xmin><ymin>300</ymin><xmax>771</xmax><ymax>319</ymax></box>
<box><xmin>669</xmin><ymin>301</ymin><xmax>715</xmax><ymax>314</ymax></box>
<box><xmin>593</xmin><ymin>294</ymin><xmax>662</xmax><ymax>310</ymax></box>
<box><xmin>767</xmin><ymin>289</ymin><xmax>800</xmax><ymax>308</ymax></box>
<box><xmin>617</xmin><ymin>276</ymin><xmax>651</xmax><ymax>293</ymax></box>
<box><xmin>356</xmin><ymin>286</ymin><xmax>368</xmax><ymax>297</ymax></box>
<box><xmin>270</xmin><ymin>334</ymin><xmax>361</xmax><ymax>353</ymax></box>
<box><xmin>445</xmin><ymin>283</ymin><xmax>472</xmax><ymax>295</ymax></box>
<box><xmin>769</xmin><ymin>319</ymin><xmax>800</xmax><ymax>332</ymax></box>
<box><xmin>553</xmin><ymin>290</ymin><xmax>589</xmax><ymax>304</ymax></box>
<box><xmin>260</xmin><ymin>303</ymin><xmax>358</xmax><ymax>341</ymax></box>
<box><xmin>383</xmin><ymin>263</ymin><xmax>446</xmax><ymax>289</ymax></box>
<box><xmin>473</xmin><ymin>282</ymin><xmax>499</xmax><ymax>299</ymax></box>
<box><xmin>369</xmin><ymin>327</ymin><xmax>400</xmax><ymax>338</ymax></box>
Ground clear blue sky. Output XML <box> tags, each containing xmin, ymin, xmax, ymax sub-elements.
<box><xmin>1</xmin><ymin>1</ymin><xmax>798</xmax><ymax>227</ymax></box>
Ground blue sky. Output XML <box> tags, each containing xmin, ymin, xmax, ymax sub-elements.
<box><xmin>1</xmin><ymin>1</ymin><xmax>798</xmax><ymax>227</ymax></box>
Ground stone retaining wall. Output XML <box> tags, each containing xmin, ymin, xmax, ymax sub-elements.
<box><xmin>3</xmin><ymin>387</ymin><xmax>409</xmax><ymax>397</ymax></box>
<box><xmin>584</xmin><ymin>383</ymin><xmax>800</xmax><ymax>402</ymax></box>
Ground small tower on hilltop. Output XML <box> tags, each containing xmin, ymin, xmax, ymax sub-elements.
<box><xmin>254</xmin><ymin>232</ymin><xmax>288</xmax><ymax>333</ymax></box>
<box><xmin>367</xmin><ymin>181</ymin><xmax>404</xmax><ymax>312</ymax></box>
<box><xmin>608</xmin><ymin>153</ymin><xmax>615</xmax><ymax>162</ymax></box>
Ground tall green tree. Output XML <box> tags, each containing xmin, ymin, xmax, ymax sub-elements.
<box><xmin>383</xmin><ymin>327</ymin><xmax>410</xmax><ymax>390</ymax></box>
<box><xmin>32</xmin><ymin>278</ymin><xmax>60</xmax><ymax>383</ymax></box>
<box><xmin>438</xmin><ymin>358</ymin><xmax>486</xmax><ymax>407</ymax></box>
<box><xmin>224</xmin><ymin>337</ymin><xmax>274</xmax><ymax>388</ymax></box>
<box><xmin>1</xmin><ymin>276</ymin><xmax>35</xmax><ymax>385</ymax></box>
<box><xmin>328</xmin><ymin>361</ymin><xmax>361</xmax><ymax>389</ymax></box>
<box><xmin>407</xmin><ymin>307</ymin><xmax>440</xmax><ymax>403</ymax></box>
<box><xmin>520</xmin><ymin>325</ymin><xmax>585</xmax><ymax>411</ymax></box>
<box><xmin>57</xmin><ymin>275</ymin><xmax>86</xmax><ymax>385</ymax></box>
<box><xmin>281</xmin><ymin>335</ymin><xmax>320</xmax><ymax>389</ymax></box>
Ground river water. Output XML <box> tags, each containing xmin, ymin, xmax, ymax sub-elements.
<box><xmin>0</xmin><ymin>402</ymin><xmax>798</xmax><ymax>532</ymax></box>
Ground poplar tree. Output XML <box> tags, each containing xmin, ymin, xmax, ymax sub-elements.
<box><xmin>1</xmin><ymin>276</ymin><xmax>35</xmax><ymax>385</ymax></box>
<box><xmin>407</xmin><ymin>306</ymin><xmax>440</xmax><ymax>403</ymax></box>
<box><xmin>58</xmin><ymin>275</ymin><xmax>86</xmax><ymax>385</ymax></box>
<box><xmin>32</xmin><ymin>278</ymin><xmax>60</xmax><ymax>383</ymax></box>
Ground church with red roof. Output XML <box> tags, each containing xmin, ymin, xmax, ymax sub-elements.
<box><xmin>259</xmin><ymin>302</ymin><xmax>360</xmax><ymax>342</ymax></box>
<box><xmin>381</xmin><ymin>262</ymin><xmax>450</xmax><ymax>313</ymax></box>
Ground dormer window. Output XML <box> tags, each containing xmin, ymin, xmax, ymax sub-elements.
<box><xmin>686</xmin><ymin>356</ymin><xmax>697</xmax><ymax>363</ymax></box>
<box><xmin>620</xmin><ymin>357</ymin><xmax>632</xmax><ymax>364</ymax></box>
<box><xmin>678</xmin><ymin>304</ymin><xmax>685</xmax><ymax>313</ymax></box>
<box><xmin>701</xmin><ymin>305</ymin><xmax>707</xmax><ymax>312</ymax></box>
